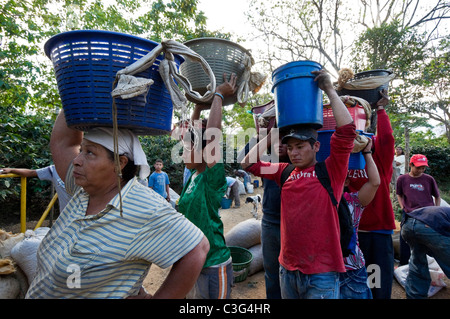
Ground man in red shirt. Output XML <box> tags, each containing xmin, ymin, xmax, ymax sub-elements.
<box><xmin>347</xmin><ymin>90</ymin><xmax>396</xmax><ymax>299</ymax></box>
<box><xmin>241</xmin><ymin>69</ymin><xmax>356</xmax><ymax>299</ymax></box>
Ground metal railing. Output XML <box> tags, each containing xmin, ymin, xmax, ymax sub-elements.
<box><xmin>0</xmin><ymin>174</ymin><xmax>57</xmax><ymax>232</ymax></box>
<box><xmin>0</xmin><ymin>173</ymin><xmax>27</xmax><ymax>232</ymax></box>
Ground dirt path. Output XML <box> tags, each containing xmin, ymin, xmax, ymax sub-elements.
<box><xmin>143</xmin><ymin>182</ymin><xmax>267</xmax><ymax>298</ymax></box>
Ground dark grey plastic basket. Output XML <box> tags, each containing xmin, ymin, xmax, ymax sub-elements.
<box><xmin>337</xmin><ymin>69</ymin><xmax>392</xmax><ymax>107</ymax></box>
<box><xmin>180</xmin><ymin>38</ymin><xmax>252</xmax><ymax>106</ymax></box>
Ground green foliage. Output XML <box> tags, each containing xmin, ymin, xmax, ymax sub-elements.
<box><xmin>409</xmin><ymin>145</ymin><xmax>450</xmax><ymax>187</ymax></box>
<box><xmin>352</xmin><ymin>21</ymin><xmax>449</xmax><ymax>144</ymax></box>
<box><xmin>0</xmin><ymin>109</ymin><xmax>55</xmax><ymax>218</ymax></box>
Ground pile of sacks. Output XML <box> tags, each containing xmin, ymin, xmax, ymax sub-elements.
<box><xmin>225</xmin><ymin>218</ymin><xmax>263</xmax><ymax>277</ymax></box>
<box><xmin>0</xmin><ymin>227</ymin><xmax>49</xmax><ymax>299</ymax></box>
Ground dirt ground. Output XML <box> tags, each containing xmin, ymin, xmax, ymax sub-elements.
<box><xmin>2</xmin><ymin>177</ymin><xmax>449</xmax><ymax>299</ymax></box>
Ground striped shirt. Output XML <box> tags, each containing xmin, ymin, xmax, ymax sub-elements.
<box><xmin>25</xmin><ymin>177</ymin><xmax>204</xmax><ymax>299</ymax></box>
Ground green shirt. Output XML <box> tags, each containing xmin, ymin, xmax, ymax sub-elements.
<box><xmin>178</xmin><ymin>163</ymin><xmax>230</xmax><ymax>268</ymax></box>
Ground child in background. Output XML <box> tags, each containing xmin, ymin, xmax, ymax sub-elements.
<box><xmin>148</xmin><ymin>159</ymin><xmax>170</xmax><ymax>203</ymax></box>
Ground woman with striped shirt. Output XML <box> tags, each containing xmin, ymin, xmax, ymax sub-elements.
<box><xmin>25</xmin><ymin>110</ymin><xmax>209</xmax><ymax>299</ymax></box>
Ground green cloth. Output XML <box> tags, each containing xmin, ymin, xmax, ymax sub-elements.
<box><xmin>178</xmin><ymin>163</ymin><xmax>230</xmax><ymax>268</ymax></box>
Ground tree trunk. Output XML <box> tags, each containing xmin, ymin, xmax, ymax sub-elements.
<box><xmin>404</xmin><ymin>126</ymin><xmax>410</xmax><ymax>174</ymax></box>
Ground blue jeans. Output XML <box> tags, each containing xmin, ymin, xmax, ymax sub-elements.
<box><xmin>401</xmin><ymin>218</ymin><xmax>450</xmax><ymax>299</ymax></box>
<box><xmin>339</xmin><ymin>267</ymin><xmax>373</xmax><ymax>299</ymax></box>
<box><xmin>261</xmin><ymin>219</ymin><xmax>281</xmax><ymax>299</ymax></box>
<box><xmin>279</xmin><ymin>266</ymin><xmax>340</xmax><ymax>299</ymax></box>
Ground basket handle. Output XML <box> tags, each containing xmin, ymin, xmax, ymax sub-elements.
<box><xmin>112</xmin><ymin>39</ymin><xmax>216</xmax><ymax>112</ymax></box>
<box><xmin>159</xmin><ymin>40</ymin><xmax>217</xmax><ymax>109</ymax></box>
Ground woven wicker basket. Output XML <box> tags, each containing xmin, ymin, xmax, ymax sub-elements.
<box><xmin>180</xmin><ymin>38</ymin><xmax>252</xmax><ymax>106</ymax></box>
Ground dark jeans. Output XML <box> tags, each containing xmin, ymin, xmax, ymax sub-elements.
<box><xmin>401</xmin><ymin>218</ymin><xmax>450</xmax><ymax>299</ymax></box>
<box><xmin>339</xmin><ymin>267</ymin><xmax>373</xmax><ymax>299</ymax></box>
<box><xmin>358</xmin><ymin>231</ymin><xmax>394</xmax><ymax>299</ymax></box>
<box><xmin>399</xmin><ymin>210</ymin><xmax>411</xmax><ymax>265</ymax></box>
<box><xmin>261</xmin><ymin>219</ymin><xmax>282</xmax><ymax>299</ymax></box>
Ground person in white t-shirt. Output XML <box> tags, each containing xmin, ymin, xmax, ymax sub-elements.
<box><xmin>394</xmin><ymin>146</ymin><xmax>406</xmax><ymax>175</ymax></box>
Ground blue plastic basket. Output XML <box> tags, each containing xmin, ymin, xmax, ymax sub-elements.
<box><xmin>44</xmin><ymin>30</ymin><xmax>183</xmax><ymax>135</ymax></box>
<box><xmin>317</xmin><ymin>130</ymin><xmax>373</xmax><ymax>169</ymax></box>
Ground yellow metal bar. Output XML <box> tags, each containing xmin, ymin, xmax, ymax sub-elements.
<box><xmin>20</xmin><ymin>176</ymin><xmax>27</xmax><ymax>233</ymax></box>
<box><xmin>34</xmin><ymin>193</ymin><xmax>58</xmax><ymax>230</ymax></box>
<box><xmin>0</xmin><ymin>173</ymin><xmax>27</xmax><ymax>232</ymax></box>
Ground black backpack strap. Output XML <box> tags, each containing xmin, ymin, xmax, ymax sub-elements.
<box><xmin>314</xmin><ymin>161</ymin><xmax>339</xmax><ymax>206</ymax></box>
<box><xmin>280</xmin><ymin>164</ymin><xmax>295</xmax><ymax>188</ymax></box>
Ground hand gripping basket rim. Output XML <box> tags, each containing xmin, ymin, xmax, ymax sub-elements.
<box><xmin>182</xmin><ymin>37</ymin><xmax>252</xmax><ymax>57</ymax></box>
<box><xmin>180</xmin><ymin>37</ymin><xmax>253</xmax><ymax>105</ymax></box>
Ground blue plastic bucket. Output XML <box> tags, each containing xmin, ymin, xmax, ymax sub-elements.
<box><xmin>317</xmin><ymin>130</ymin><xmax>374</xmax><ymax>169</ymax></box>
<box><xmin>272</xmin><ymin>61</ymin><xmax>323</xmax><ymax>130</ymax></box>
<box><xmin>44</xmin><ymin>30</ymin><xmax>183</xmax><ymax>135</ymax></box>
<box><xmin>221</xmin><ymin>197</ymin><xmax>232</xmax><ymax>209</ymax></box>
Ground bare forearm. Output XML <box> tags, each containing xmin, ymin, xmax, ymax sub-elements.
<box><xmin>358</xmin><ymin>153</ymin><xmax>380</xmax><ymax>206</ymax></box>
<box><xmin>326</xmin><ymin>89</ymin><xmax>353</xmax><ymax>127</ymax></box>
<box><xmin>152</xmin><ymin>236</ymin><xmax>209</xmax><ymax>299</ymax></box>
<box><xmin>206</xmin><ymin>95</ymin><xmax>223</xmax><ymax>132</ymax></box>
<box><xmin>397</xmin><ymin>195</ymin><xmax>405</xmax><ymax>210</ymax></box>
<box><xmin>50</xmin><ymin>110</ymin><xmax>83</xmax><ymax>182</ymax></box>
<box><xmin>435</xmin><ymin>197</ymin><xmax>441</xmax><ymax>207</ymax></box>
<box><xmin>0</xmin><ymin>168</ymin><xmax>37</xmax><ymax>178</ymax></box>
<box><xmin>241</xmin><ymin>131</ymin><xmax>272</xmax><ymax>169</ymax></box>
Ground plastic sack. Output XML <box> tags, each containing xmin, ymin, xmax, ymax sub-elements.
<box><xmin>0</xmin><ymin>275</ymin><xmax>20</xmax><ymax>299</ymax></box>
<box><xmin>247</xmin><ymin>244</ymin><xmax>263</xmax><ymax>276</ymax></box>
<box><xmin>393</xmin><ymin>256</ymin><xmax>447</xmax><ymax>297</ymax></box>
<box><xmin>225</xmin><ymin>219</ymin><xmax>261</xmax><ymax>249</ymax></box>
<box><xmin>10</xmin><ymin>227</ymin><xmax>50</xmax><ymax>284</ymax></box>
<box><xmin>237</xmin><ymin>179</ymin><xmax>246</xmax><ymax>195</ymax></box>
<box><xmin>0</xmin><ymin>229</ymin><xmax>24</xmax><ymax>258</ymax></box>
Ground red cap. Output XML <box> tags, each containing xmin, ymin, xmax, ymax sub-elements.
<box><xmin>410</xmin><ymin>154</ymin><xmax>429</xmax><ymax>167</ymax></box>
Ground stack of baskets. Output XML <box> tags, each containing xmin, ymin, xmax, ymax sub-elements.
<box><xmin>180</xmin><ymin>38</ymin><xmax>252</xmax><ymax>106</ymax></box>
<box><xmin>44</xmin><ymin>30</ymin><xmax>184</xmax><ymax>135</ymax></box>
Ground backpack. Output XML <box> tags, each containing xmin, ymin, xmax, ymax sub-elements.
<box><xmin>280</xmin><ymin>162</ymin><xmax>356</xmax><ymax>257</ymax></box>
